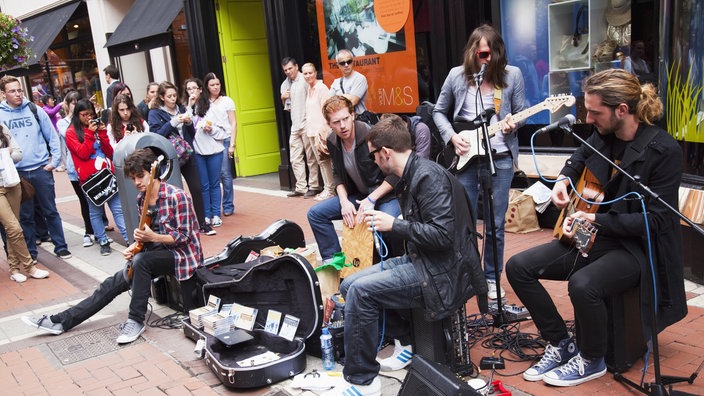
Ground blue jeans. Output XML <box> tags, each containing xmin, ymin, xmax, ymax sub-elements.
<box><xmin>220</xmin><ymin>138</ymin><xmax>234</xmax><ymax>214</ymax></box>
<box><xmin>19</xmin><ymin>168</ymin><xmax>68</xmax><ymax>256</ymax></box>
<box><xmin>339</xmin><ymin>256</ymin><xmax>424</xmax><ymax>385</ymax></box>
<box><xmin>455</xmin><ymin>156</ymin><xmax>513</xmax><ymax>281</ymax></box>
<box><xmin>88</xmin><ymin>193</ymin><xmax>128</xmax><ymax>245</ymax></box>
<box><xmin>307</xmin><ymin>193</ymin><xmax>400</xmax><ymax>261</ymax></box>
<box><xmin>195</xmin><ymin>152</ymin><xmax>224</xmax><ymax>219</ymax></box>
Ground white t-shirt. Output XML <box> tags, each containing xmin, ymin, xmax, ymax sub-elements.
<box><xmin>330</xmin><ymin>71</ymin><xmax>368</xmax><ymax>114</ymax></box>
<box><xmin>193</xmin><ymin>96</ymin><xmax>235</xmax><ymax>155</ymax></box>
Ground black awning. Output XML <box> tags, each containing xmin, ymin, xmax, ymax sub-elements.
<box><xmin>104</xmin><ymin>0</ymin><xmax>184</xmax><ymax>58</ymax></box>
<box><xmin>3</xmin><ymin>1</ymin><xmax>81</xmax><ymax>76</ymax></box>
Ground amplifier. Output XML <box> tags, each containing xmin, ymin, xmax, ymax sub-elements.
<box><xmin>399</xmin><ymin>355</ymin><xmax>480</xmax><ymax>396</ymax></box>
<box><xmin>411</xmin><ymin>305</ymin><xmax>473</xmax><ymax>377</ymax></box>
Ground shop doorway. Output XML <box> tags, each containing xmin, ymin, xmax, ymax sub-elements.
<box><xmin>215</xmin><ymin>0</ymin><xmax>280</xmax><ymax>177</ymax></box>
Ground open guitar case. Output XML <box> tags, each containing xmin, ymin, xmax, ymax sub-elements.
<box><xmin>182</xmin><ymin>219</ymin><xmax>324</xmax><ymax>389</ymax></box>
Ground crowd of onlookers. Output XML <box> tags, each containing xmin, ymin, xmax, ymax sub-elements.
<box><xmin>0</xmin><ymin>65</ymin><xmax>238</xmax><ymax>282</ymax></box>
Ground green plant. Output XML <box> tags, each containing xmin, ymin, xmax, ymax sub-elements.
<box><xmin>0</xmin><ymin>13</ymin><xmax>34</xmax><ymax>72</ymax></box>
<box><xmin>666</xmin><ymin>61</ymin><xmax>704</xmax><ymax>142</ymax></box>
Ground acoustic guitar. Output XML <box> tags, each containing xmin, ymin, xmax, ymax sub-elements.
<box><xmin>452</xmin><ymin>95</ymin><xmax>575</xmax><ymax>172</ymax></box>
<box><xmin>553</xmin><ymin>168</ymin><xmax>604</xmax><ymax>256</ymax></box>
<box><xmin>125</xmin><ymin>157</ymin><xmax>162</xmax><ymax>280</ymax></box>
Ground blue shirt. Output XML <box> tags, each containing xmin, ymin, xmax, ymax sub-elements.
<box><xmin>0</xmin><ymin>98</ymin><xmax>61</xmax><ymax>171</ymax></box>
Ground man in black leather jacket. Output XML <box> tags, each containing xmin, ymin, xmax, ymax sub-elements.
<box><xmin>321</xmin><ymin>116</ymin><xmax>487</xmax><ymax>396</ymax></box>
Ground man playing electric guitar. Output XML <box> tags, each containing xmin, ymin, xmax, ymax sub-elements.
<box><xmin>433</xmin><ymin>24</ymin><xmax>527</xmax><ymax>300</ymax></box>
<box><xmin>506</xmin><ymin>69</ymin><xmax>687</xmax><ymax>387</ymax></box>
<box><xmin>22</xmin><ymin>148</ymin><xmax>203</xmax><ymax>344</ymax></box>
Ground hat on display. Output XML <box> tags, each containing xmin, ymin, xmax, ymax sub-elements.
<box><xmin>605</xmin><ymin>0</ymin><xmax>631</xmax><ymax>26</ymax></box>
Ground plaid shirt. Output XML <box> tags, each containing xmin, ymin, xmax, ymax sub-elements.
<box><xmin>137</xmin><ymin>182</ymin><xmax>203</xmax><ymax>280</ymax></box>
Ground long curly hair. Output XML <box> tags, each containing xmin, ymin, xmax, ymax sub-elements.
<box><xmin>110</xmin><ymin>94</ymin><xmax>145</xmax><ymax>142</ymax></box>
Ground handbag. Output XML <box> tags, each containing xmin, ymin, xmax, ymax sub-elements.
<box><xmin>505</xmin><ymin>189</ymin><xmax>540</xmax><ymax>234</ymax></box>
<box><xmin>168</xmin><ymin>132</ymin><xmax>194</xmax><ymax>167</ymax></box>
<box><xmin>81</xmin><ymin>167</ymin><xmax>118</xmax><ymax>206</ymax></box>
<box><xmin>20</xmin><ymin>176</ymin><xmax>35</xmax><ymax>202</ymax></box>
<box><xmin>0</xmin><ymin>147</ymin><xmax>20</xmax><ymax>187</ymax></box>
<box><xmin>557</xmin><ymin>5</ymin><xmax>589</xmax><ymax>70</ymax></box>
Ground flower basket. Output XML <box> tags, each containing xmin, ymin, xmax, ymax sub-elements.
<box><xmin>0</xmin><ymin>14</ymin><xmax>34</xmax><ymax>72</ymax></box>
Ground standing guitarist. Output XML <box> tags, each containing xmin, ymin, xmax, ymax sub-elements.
<box><xmin>433</xmin><ymin>24</ymin><xmax>527</xmax><ymax>300</ymax></box>
<box><xmin>506</xmin><ymin>69</ymin><xmax>687</xmax><ymax>387</ymax></box>
<box><xmin>22</xmin><ymin>148</ymin><xmax>203</xmax><ymax>344</ymax></box>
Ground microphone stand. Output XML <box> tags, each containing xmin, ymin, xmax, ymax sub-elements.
<box><xmin>471</xmin><ymin>70</ymin><xmax>511</xmax><ymax>327</ymax></box>
<box><xmin>564</xmin><ymin>126</ymin><xmax>703</xmax><ymax>396</ymax></box>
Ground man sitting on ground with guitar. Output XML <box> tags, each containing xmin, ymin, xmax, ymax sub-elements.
<box><xmin>506</xmin><ymin>69</ymin><xmax>687</xmax><ymax>387</ymax></box>
<box><xmin>432</xmin><ymin>24</ymin><xmax>527</xmax><ymax>301</ymax></box>
<box><xmin>22</xmin><ymin>148</ymin><xmax>203</xmax><ymax>344</ymax></box>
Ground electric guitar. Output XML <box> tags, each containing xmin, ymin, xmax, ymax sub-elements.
<box><xmin>125</xmin><ymin>156</ymin><xmax>163</xmax><ymax>280</ymax></box>
<box><xmin>553</xmin><ymin>168</ymin><xmax>603</xmax><ymax>256</ymax></box>
<box><xmin>452</xmin><ymin>95</ymin><xmax>576</xmax><ymax>172</ymax></box>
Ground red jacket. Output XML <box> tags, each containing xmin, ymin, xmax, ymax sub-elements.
<box><xmin>65</xmin><ymin>124</ymin><xmax>114</xmax><ymax>184</ymax></box>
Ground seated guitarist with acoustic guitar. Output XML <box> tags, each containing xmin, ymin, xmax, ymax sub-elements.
<box><xmin>506</xmin><ymin>69</ymin><xmax>687</xmax><ymax>387</ymax></box>
<box><xmin>22</xmin><ymin>148</ymin><xmax>204</xmax><ymax>344</ymax></box>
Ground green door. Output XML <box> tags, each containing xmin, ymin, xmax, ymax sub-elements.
<box><xmin>216</xmin><ymin>0</ymin><xmax>279</xmax><ymax>176</ymax></box>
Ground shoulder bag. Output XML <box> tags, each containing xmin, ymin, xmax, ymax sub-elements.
<box><xmin>81</xmin><ymin>159</ymin><xmax>118</xmax><ymax>206</ymax></box>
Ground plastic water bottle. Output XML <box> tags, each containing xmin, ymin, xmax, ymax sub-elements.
<box><xmin>320</xmin><ymin>327</ymin><xmax>335</xmax><ymax>370</ymax></box>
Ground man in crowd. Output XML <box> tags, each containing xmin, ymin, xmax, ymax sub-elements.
<box><xmin>507</xmin><ymin>69</ymin><xmax>687</xmax><ymax>386</ymax></box>
<box><xmin>307</xmin><ymin>96</ymin><xmax>399</xmax><ymax>266</ymax></box>
<box><xmin>22</xmin><ymin>148</ymin><xmax>203</xmax><ymax>344</ymax></box>
<box><xmin>329</xmin><ymin>49</ymin><xmax>369</xmax><ymax>116</ymax></box>
<box><xmin>0</xmin><ymin>75</ymin><xmax>72</xmax><ymax>260</ymax></box>
<box><xmin>322</xmin><ymin>116</ymin><xmax>486</xmax><ymax>396</ymax></box>
<box><xmin>280</xmin><ymin>57</ymin><xmax>321</xmax><ymax>198</ymax></box>
<box><xmin>103</xmin><ymin>65</ymin><xmax>121</xmax><ymax>108</ymax></box>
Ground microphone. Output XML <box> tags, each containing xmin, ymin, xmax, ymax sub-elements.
<box><xmin>535</xmin><ymin>114</ymin><xmax>576</xmax><ymax>135</ymax></box>
<box><xmin>478</xmin><ymin>62</ymin><xmax>487</xmax><ymax>76</ymax></box>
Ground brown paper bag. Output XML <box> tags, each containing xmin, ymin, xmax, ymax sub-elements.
<box><xmin>505</xmin><ymin>189</ymin><xmax>540</xmax><ymax>233</ymax></box>
<box><xmin>340</xmin><ymin>222</ymin><xmax>373</xmax><ymax>278</ymax></box>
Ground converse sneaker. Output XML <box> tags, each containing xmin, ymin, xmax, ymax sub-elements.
<box><xmin>116</xmin><ymin>319</ymin><xmax>145</xmax><ymax>344</ymax></box>
<box><xmin>100</xmin><ymin>242</ymin><xmax>111</xmax><ymax>256</ymax></box>
<box><xmin>83</xmin><ymin>234</ymin><xmax>94</xmax><ymax>247</ymax></box>
<box><xmin>320</xmin><ymin>376</ymin><xmax>381</xmax><ymax>396</ymax></box>
<box><xmin>10</xmin><ymin>272</ymin><xmax>27</xmax><ymax>283</ymax></box>
<box><xmin>542</xmin><ymin>353</ymin><xmax>607</xmax><ymax>386</ymax></box>
<box><xmin>56</xmin><ymin>250</ymin><xmax>72</xmax><ymax>259</ymax></box>
<box><xmin>204</xmin><ymin>217</ymin><xmax>211</xmax><ymax>226</ymax></box>
<box><xmin>200</xmin><ymin>223</ymin><xmax>216</xmax><ymax>236</ymax></box>
<box><xmin>487</xmin><ymin>279</ymin><xmax>506</xmax><ymax>300</ymax></box>
<box><xmin>211</xmin><ymin>215</ymin><xmax>223</xmax><ymax>227</ymax></box>
<box><xmin>377</xmin><ymin>339</ymin><xmax>414</xmax><ymax>371</ymax></box>
<box><xmin>523</xmin><ymin>337</ymin><xmax>578</xmax><ymax>381</ymax></box>
<box><xmin>21</xmin><ymin>315</ymin><xmax>64</xmax><ymax>335</ymax></box>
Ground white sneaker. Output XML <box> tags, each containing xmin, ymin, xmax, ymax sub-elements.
<box><xmin>487</xmin><ymin>279</ymin><xmax>505</xmax><ymax>300</ymax></box>
<box><xmin>377</xmin><ymin>339</ymin><xmax>413</xmax><ymax>371</ymax></box>
<box><xmin>204</xmin><ymin>217</ymin><xmax>211</xmax><ymax>226</ymax></box>
<box><xmin>211</xmin><ymin>215</ymin><xmax>222</xmax><ymax>227</ymax></box>
<box><xmin>10</xmin><ymin>272</ymin><xmax>27</xmax><ymax>283</ymax></box>
<box><xmin>116</xmin><ymin>319</ymin><xmax>145</xmax><ymax>344</ymax></box>
<box><xmin>321</xmin><ymin>376</ymin><xmax>381</xmax><ymax>396</ymax></box>
<box><xmin>83</xmin><ymin>234</ymin><xmax>94</xmax><ymax>247</ymax></box>
<box><xmin>29</xmin><ymin>268</ymin><xmax>49</xmax><ymax>279</ymax></box>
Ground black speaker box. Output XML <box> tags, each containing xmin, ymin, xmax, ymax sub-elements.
<box><xmin>606</xmin><ymin>286</ymin><xmax>646</xmax><ymax>372</ymax></box>
<box><xmin>398</xmin><ymin>355</ymin><xmax>480</xmax><ymax>396</ymax></box>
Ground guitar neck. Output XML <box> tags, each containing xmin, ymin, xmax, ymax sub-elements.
<box><xmin>488</xmin><ymin>102</ymin><xmax>552</xmax><ymax>135</ymax></box>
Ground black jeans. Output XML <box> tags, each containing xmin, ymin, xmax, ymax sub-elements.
<box><xmin>53</xmin><ymin>249</ymin><xmax>175</xmax><ymax>330</ymax></box>
<box><xmin>505</xmin><ymin>240</ymin><xmax>640</xmax><ymax>359</ymax></box>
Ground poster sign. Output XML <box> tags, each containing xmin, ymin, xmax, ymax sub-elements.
<box><xmin>316</xmin><ymin>0</ymin><xmax>419</xmax><ymax>113</ymax></box>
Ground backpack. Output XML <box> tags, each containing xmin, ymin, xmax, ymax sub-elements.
<box><xmin>415</xmin><ymin>101</ymin><xmax>453</xmax><ymax>168</ymax></box>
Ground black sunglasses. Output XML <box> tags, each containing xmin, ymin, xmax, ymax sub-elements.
<box><xmin>338</xmin><ymin>59</ymin><xmax>353</xmax><ymax>66</ymax></box>
<box><xmin>476</xmin><ymin>50</ymin><xmax>491</xmax><ymax>59</ymax></box>
<box><xmin>368</xmin><ymin>147</ymin><xmax>383</xmax><ymax>161</ymax></box>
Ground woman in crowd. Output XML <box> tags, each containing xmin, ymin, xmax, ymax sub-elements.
<box><xmin>301</xmin><ymin>63</ymin><xmax>334</xmax><ymax>201</ymax></box>
<box><xmin>42</xmin><ymin>94</ymin><xmax>66</xmax><ymax>171</ymax></box>
<box><xmin>107</xmin><ymin>94</ymin><xmax>149</xmax><ymax>148</ymax></box>
<box><xmin>57</xmin><ymin>92</ymin><xmax>96</xmax><ymax>248</ymax></box>
<box><xmin>199</xmin><ymin>73</ymin><xmax>237</xmax><ymax>219</ymax></box>
<box><xmin>1</xmin><ymin>123</ymin><xmax>50</xmax><ymax>282</ymax></box>
<box><xmin>65</xmin><ymin>100</ymin><xmax>128</xmax><ymax>256</ymax></box>
<box><xmin>148</xmin><ymin>81</ymin><xmax>214</xmax><ymax>236</ymax></box>
<box><xmin>137</xmin><ymin>82</ymin><xmax>159</xmax><ymax>120</ymax></box>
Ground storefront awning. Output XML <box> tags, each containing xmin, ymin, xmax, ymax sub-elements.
<box><xmin>3</xmin><ymin>1</ymin><xmax>81</xmax><ymax>76</ymax></box>
<box><xmin>104</xmin><ymin>0</ymin><xmax>184</xmax><ymax>58</ymax></box>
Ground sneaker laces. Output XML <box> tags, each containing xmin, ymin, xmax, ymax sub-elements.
<box><xmin>120</xmin><ymin>320</ymin><xmax>139</xmax><ymax>335</ymax></box>
<box><xmin>554</xmin><ymin>354</ymin><xmax>586</xmax><ymax>376</ymax></box>
<box><xmin>534</xmin><ymin>343</ymin><xmax>562</xmax><ymax>371</ymax></box>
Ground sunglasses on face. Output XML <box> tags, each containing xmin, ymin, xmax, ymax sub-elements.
<box><xmin>338</xmin><ymin>59</ymin><xmax>353</xmax><ymax>66</ymax></box>
<box><xmin>476</xmin><ymin>51</ymin><xmax>491</xmax><ymax>59</ymax></box>
<box><xmin>368</xmin><ymin>147</ymin><xmax>384</xmax><ymax>161</ymax></box>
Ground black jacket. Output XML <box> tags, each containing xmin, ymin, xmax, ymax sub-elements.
<box><xmin>392</xmin><ymin>153</ymin><xmax>487</xmax><ymax>320</ymax></box>
<box><xmin>148</xmin><ymin>106</ymin><xmax>196</xmax><ymax>145</ymax></box>
<box><xmin>327</xmin><ymin>121</ymin><xmax>399</xmax><ymax>201</ymax></box>
<box><xmin>560</xmin><ymin>124</ymin><xmax>687</xmax><ymax>337</ymax></box>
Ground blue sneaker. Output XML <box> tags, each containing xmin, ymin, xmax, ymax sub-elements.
<box><xmin>523</xmin><ymin>337</ymin><xmax>578</xmax><ymax>381</ymax></box>
<box><xmin>542</xmin><ymin>353</ymin><xmax>607</xmax><ymax>386</ymax></box>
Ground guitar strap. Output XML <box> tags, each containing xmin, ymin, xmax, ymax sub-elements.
<box><xmin>619</xmin><ymin>124</ymin><xmax>659</xmax><ymax>169</ymax></box>
<box><xmin>493</xmin><ymin>88</ymin><xmax>502</xmax><ymax>114</ymax></box>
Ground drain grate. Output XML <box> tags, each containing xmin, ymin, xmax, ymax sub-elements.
<box><xmin>47</xmin><ymin>325</ymin><xmax>144</xmax><ymax>365</ymax></box>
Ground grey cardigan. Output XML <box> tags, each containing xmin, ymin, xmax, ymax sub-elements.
<box><xmin>432</xmin><ymin>65</ymin><xmax>527</xmax><ymax>166</ymax></box>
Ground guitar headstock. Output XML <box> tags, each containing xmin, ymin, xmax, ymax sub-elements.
<box><xmin>544</xmin><ymin>94</ymin><xmax>576</xmax><ymax>113</ymax></box>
